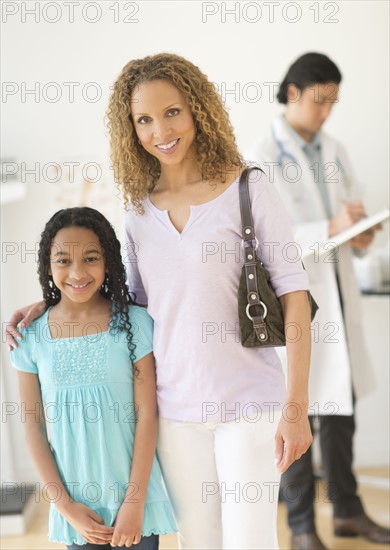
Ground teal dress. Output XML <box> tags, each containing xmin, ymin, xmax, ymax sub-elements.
<box><xmin>11</xmin><ymin>304</ymin><xmax>177</xmax><ymax>545</ymax></box>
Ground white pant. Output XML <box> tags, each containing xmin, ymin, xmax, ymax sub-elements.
<box><xmin>157</xmin><ymin>411</ymin><xmax>282</xmax><ymax>550</ymax></box>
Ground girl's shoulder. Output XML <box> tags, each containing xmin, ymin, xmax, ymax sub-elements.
<box><xmin>19</xmin><ymin>309</ymin><xmax>49</xmax><ymax>345</ymax></box>
<box><xmin>10</xmin><ymin>311</ymin><xmax>49</xmax><ymax>374</ymax></box>
<box><xmin>111</xmin><ymin>303</ymin><xmax>153</xmax><ymax>338</ymax></box>
<box><xmin>127</xmin><ymin>305</ymin><xmax>154</xmax><ymax>361</ymax></box>
<box><xmin>128</xmin><ymin>304</ymin><xmax>153</xmax><ymax>328</ymax></box>
<box><xmin>112</xmin><ymin>304</ymin><xmax>153</xmax><ymax>331</ymax></box>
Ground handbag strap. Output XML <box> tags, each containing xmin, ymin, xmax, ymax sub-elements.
<box><xmin>239</xmin><ymin>167</ymin><xmax>269</xmax><ymax>342</ymax></box>
<box><xmin>239</xmin><ymin>167</ymin><xmax>257</xmax><ymax>244</ymax></box>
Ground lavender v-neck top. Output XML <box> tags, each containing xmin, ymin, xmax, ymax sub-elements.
<box><xmin>125</xmin><ymin>170</ymin><xmax>309</xmax><ymax>423</ymax></box>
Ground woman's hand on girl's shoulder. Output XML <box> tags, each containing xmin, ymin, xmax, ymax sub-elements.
<box><xmin>5</xmin><ymin>301</ymin><xmax>46</xmax><ymax>350</ymax></box>
<box><xmin>111</xmin><ymin>501</ymin><xmax>144</xmax><ymax>547</ymax></box>
<box><xmin>59</xmin><ymin>501</ymin><xmax>114</xmax><ymax>545</ymax></box>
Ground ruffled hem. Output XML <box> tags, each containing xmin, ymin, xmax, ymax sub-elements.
<box><xmin>48</xmin><ymin>501</ymin><xmax>177</xmax><ymax>545</ymax></box>
<box><xmin>142</xmin><ymin>501</ymin><xmax>177</xmax><ymax>536</ymax></box>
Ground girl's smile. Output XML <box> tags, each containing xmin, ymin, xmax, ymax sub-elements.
<box><xmin>66</xmin><ymin>281</ymin><xmax>93</xmax><ymax>291</ymax></box>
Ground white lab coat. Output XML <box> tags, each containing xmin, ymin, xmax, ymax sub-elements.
<box><xmin>245</xmin><ymin>116</ymin><xmax>374</xmax><ymax>415</ymax></box>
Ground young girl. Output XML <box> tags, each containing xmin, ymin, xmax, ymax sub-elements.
<box><xmin>10</xmin><ymin>207</ymin><xmax>176</xmax><ymax>550</ymax></box>
<box><xmin>9</xmin><ymin>54</ymin><xmax>313</xmax><ymax>549</ymax></box>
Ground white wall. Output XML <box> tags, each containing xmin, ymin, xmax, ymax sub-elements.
<box><xmin>1</xmin><ymin>1</ymin><xmax>389</xmax><ymax>481</ymax></box>
<box><xmin>2</xmin><ymin>1</ymin><xmax>389</xmax><ymax>208</ymax></box>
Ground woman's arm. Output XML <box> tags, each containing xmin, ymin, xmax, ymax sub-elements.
<box><xmin>111</xmin><ymin>352</ymin><xmax>157</xmax><ymax>547</ymax></box>
<box><xmin>6</xmin><ymin>302</ymin><xmax>46</xmax><ymax>350</ymax></box>
<box><xmin>275</xmin><ymin>290</ymin><xmax>313</xmax><ymax>474</ymax></box>
<box><xmin>17</xmin><ymin>372</ymin><xmax>114</xmax><ymax>544</ymax></box>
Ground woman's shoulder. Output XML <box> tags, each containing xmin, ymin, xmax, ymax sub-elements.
<box><xmin>242</xmin><ymin>165</ymin><xmax>289</xmax><ymax>223</ymax></box>
<box><xmin>245</xmin><ymin>165</ymin><xmax>272</xmax><ymax>198</ymax></box>
<box><xmin>124</xmin><ymin>197</ymin><xmax>150</xmax><ymax>219</ymax></box>
<box><xmin>124</xmin><ymin>199</ymin><xmax>151</xmax><ymax>234</ymax></box>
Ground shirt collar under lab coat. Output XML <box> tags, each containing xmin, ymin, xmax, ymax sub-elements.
<box><xmin>279</xmin><ymin>115</ymin><xmax>321</xmax><ymax>156</ymax></box>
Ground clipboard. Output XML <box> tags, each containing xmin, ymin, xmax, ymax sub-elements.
<box><xmin>302</xmin><ymin>208</ymin><xmax>389</xmax><ymax>259</ymax></box>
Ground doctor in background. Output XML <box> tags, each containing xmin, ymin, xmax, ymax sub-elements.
<box><xmin>246</xmin><ymin>53</ymin><xmax>388</xmax><ymax>550</ymax></box>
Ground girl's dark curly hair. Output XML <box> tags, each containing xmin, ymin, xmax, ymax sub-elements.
<box><xmin>106</xmin><ymin>52</ymin><xmax>245</xmax><ymax>213</ymax></box>
<box><xmin>38</xmin><ymin>207</ymin><xmax>137</xmax><ymax>365</ymax></box>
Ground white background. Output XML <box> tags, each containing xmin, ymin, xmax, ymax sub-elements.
<box><xmin>1</xmin><ymin>0</ymin><xmax>389</xmax><ymax>481</ymax></box>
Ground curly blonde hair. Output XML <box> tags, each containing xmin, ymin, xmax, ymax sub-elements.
<box><xmin>106</xmin><ymin>52</ymin><xmax>244</xmax><ymax>212</ymax></box>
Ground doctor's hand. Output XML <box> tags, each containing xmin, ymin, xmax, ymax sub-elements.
<box><xmin>274</xmin><ymin>407</ymin><xmax>313</xmax><ymax>474</ymax></box>
<box><xmin>349</xmin><ymin>224</ymin><xmax>382</xmax><ymax>250</ymax></box>
<box><xmin>329</xmin><ymin>201</ymin><xmax>366</xmax><ymax>237</ymax></box>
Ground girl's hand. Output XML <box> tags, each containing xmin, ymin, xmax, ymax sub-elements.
<box><xmin>274</xmin><ymin>405</ymin><xmax>313</xmax><ymax>474</ymax></box>
<box><xmin>5</xmin><ymin>301</ymin><xmax>46</xmax><ymax>350</ymax></box>
<box><xmin>111</xmin><ymin>502</ymin><xmax>144</xmax><ymax>547</ymax></box>
<box><xmin>60</xmin><ymin>501</ymin><xmax>114</xmax><ymax>545</ymax></box>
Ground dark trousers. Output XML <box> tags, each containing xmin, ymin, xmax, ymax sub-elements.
<box><xmin>280</xmin><ymin>414</ymin><xmax>364</xmax><ymax>535</ymax></box>
<box><xmin>67</xmin><ymin>534</ymin><xmax>159</xmax><ymax>550</ymax></box>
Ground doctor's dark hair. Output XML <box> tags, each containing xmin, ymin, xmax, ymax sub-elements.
<box><xmin>38</xmin><ymin>207</ymin><xmax>137</xmax><ymax>364</ymax></box>
<box><xmin>277</xmin><ymin>53</ymin><xmax>342</xmax><ymax>104</ymax></box>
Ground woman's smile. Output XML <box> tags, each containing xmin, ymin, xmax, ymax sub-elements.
<box><xmin>155</xmin><ymin>138</ymin><xmax>180</xmax><ymax>153</ymax></box>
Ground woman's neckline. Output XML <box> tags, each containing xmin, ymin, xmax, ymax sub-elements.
<box><xmin>146</xmin><ymin>173</ymin><xmax>241</xmax><ymax>214</ymax></box>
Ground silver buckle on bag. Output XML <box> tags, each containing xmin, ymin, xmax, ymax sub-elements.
<box><xmin>246</xmin><ymin>301</ymin><xmax>268</xmax><ymax>321</ymax></box>
<box><xmin>241</xmin><ymin>236</ymin><xmax>259</xmax><ymax>251</ymax></box>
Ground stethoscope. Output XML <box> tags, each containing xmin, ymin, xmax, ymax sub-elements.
<box><xmin>271</xmin><ymin>123</ymin><xmax>352</xmax><ymax>197</ymax></box>
<box><xmin>271</xmin><ymin>125</ymin><xmax>298</xmax><ymax>167</ymax></box>
<box><xmin>272</xmin><ymin>124</ymin><xmax>346</xmax><ymax>170</ymax></box>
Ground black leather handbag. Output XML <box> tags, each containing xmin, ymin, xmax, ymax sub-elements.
<box><xmin>238</xmin><ymin>167</ymin><xmax>319</xmax><ymax>348</ymax></box>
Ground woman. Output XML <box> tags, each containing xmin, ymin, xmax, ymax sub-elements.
<box><xmin>8</xmin><ymin>53</ymin><xmax>313</xmax><ymax>550</ymax></box>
